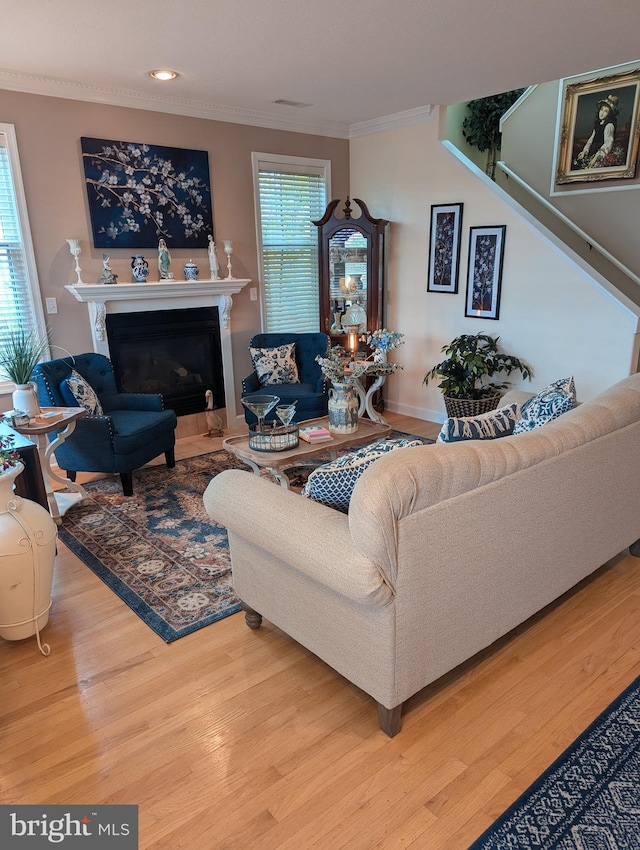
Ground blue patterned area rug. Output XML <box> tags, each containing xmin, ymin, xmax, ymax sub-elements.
<box><xmin>58</xmin><ymin>451</ymin><xmax>248</xmax><ymax>642</ymax></box>
<box><xmin>57</xmin><ymin>431</ymin><xmax>432</xmax><ymax>642</ymax></box>
<box><xmin>469</xmin><ymin>675</ymin><xmax>640</xmax><ymax>849</ymax></box>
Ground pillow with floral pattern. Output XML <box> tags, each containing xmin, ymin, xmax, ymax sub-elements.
<box><xmin>513</xmin><ymin>376</ymin><xmax>576</xmax><ymax>434</ymax></box>
<box><xmin>249</xmin><ymin>343</ymin><xmax>300</xmax><ymax>387</ymax></box>
<box><xmin>64</xmin><ymin>369</ymin><xmax>103</xmax><ymax>415</ymax></box>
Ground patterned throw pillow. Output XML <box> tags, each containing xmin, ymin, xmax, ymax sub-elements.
<box><xmin>64</xmin><ymin>369</ymin><xmax>103</xmax><ymax>414</ymax></box>
<box><xmin>513</xmin><ymin>377</ymin><xmax>576</xmax><ymax>434</ymax></box>
<box><xmin>301</xmin><ymin>437</ymin><xmax>423</xmax><ymax>512</ymax></box>
<box><xmin>543</xmin><ymin>375</ymin><xmax>577</xmax><ymax>402</ymax></box>
<box><xmin>437</xmin><ymin>403</ymin><xmax>520</xmax><ymax>443</ymax></box>
<box><xmin>249</xmin><ymin>343</ymin><xmax>300</xmax><ymax>387</ymax></box>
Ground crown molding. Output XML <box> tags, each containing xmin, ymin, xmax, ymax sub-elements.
<box><xmin>0</xmin><ymin>69</ymin><xmax>350</xmax><ymax>139</ymax></box>
<box><xmin>348</xmin><ymin>105</ymin><xmax>436</xmax><ymax>138</ymax></box>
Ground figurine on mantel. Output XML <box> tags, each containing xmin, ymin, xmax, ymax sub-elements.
<box><xmin>131</xmin><ymin>254</ymin><xmax>149</xmax><ymax>283</ymax></box>
<box><xmin>208</xmin><ymin>234</ymin><xmax>220</xmax><ymax>280</ymax></box>
<box><xmin>98</xmin><ymin>253</ymin><xmax>118</xmax><ymax>285</ymax></box>
<box><xmin>204</xmin><ymin>389</ymin><xmax>223</xmax><ymax>437</ymax></box>
<box><xmin>158</xmin><ymin>238</ymin><xmax>172</xmax><ymax>280</ymax></box>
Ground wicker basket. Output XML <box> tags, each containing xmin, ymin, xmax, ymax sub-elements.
<box><xmin>248</xmin><ymin>423</ymin><xmax>299</xmax><ymax>452</ymax></box>
<box><xmin>443</xmin><ymin>394</ymin><xmax>502</xmax><ymax>419</ymax></box>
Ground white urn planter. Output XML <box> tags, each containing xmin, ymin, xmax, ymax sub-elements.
<box><xmin>0</xmin><ymin>462</ymin><xmax>57</xmax><ymax>655</ymax></box>
<box><xmin>12</xmin><ymin>381</ymin><xmax>40</xmax><ymax>418</ymax></box>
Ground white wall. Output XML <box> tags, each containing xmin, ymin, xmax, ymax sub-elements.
<box><xmin>350</xmin><ymin>109</ymin><xmax>639</xmax><ymax>422</ymax></box>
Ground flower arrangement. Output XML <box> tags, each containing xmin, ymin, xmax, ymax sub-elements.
<box><xmin>316</xmin><ymin>338</ymin><xmax>404</xmax><ymax>385</ymax></box>
<box><xmin>0</xmin><ymin>434</ymin><xmax>20</xmax><ymax>472</ymax></box>
<box><xmin>316</xmin><ymin>346</ymin><xmax>352</xmax><ymax>384</ymax></box>
<box><xmin>362</xmin><ymin>329</ymin><xmax>405</xmax><ymax>352</ymax></box>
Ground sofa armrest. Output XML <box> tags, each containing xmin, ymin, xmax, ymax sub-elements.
<box><xmin>50</xmin><ymin>414</ymin><xmax>117</xmax><ymax>449</ymax></box>
<box><xmin>242</xmin><ymin>373</ymin><xmax>261</xmax><ymax>394</ymax></box>
<box><xmin>103</xmin><ymin>392</ymin><xmax>165</xmax><ymax>412</ymax></box>
<box><xmin>204</xmin><ymin>470</ymin><xmax>392</xmax><ymax>605</ymax></box>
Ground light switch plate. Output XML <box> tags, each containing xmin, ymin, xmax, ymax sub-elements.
<box><xmin>45</xmin><ymin>297</ymin><xmax>58</xmax><ymax>314</ymax></box>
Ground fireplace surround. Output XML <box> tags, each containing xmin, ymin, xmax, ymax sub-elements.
<box><xmin>106</xmin><ymin>307</ymin><xmax>224</xmax><ymax>417</ymax></box>
<box><xmin>66</xmin><ymin>278</ymin><xmax>251</xmax><ymax>424</ymax></box>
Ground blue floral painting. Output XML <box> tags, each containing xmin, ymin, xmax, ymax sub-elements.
<box><xmin>465</xmin><ymin>225</ymin><xmax>506</xmax><ymax>320</ymax></box>
<box><xmin>427</xmin><ymin>203</ymin><xmax>463</xmax><ymax>293</ymax></box>
<box><xmin>81</xmin><ymin>137</ymin><xmax>214</xmax><ymax>249</ymax></box>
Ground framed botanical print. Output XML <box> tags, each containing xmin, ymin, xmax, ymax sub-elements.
<box><xmin>427</xmin><ymin>203</ymin><xmax>463</xmax><ymax>293</ymax></box>
<box><xmin>555</xmin><ymin>68</ymin><xmax>640</xmax><ymax>184</ymax></box>
<box><xmin>465</xmin><ymin>225</ymin><xmax>506</xmax><ymax>320</ymax></box>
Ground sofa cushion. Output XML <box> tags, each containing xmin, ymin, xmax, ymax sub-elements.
<box><xmin>301</xmin><ymin>437</ymin><xmax>423</xmax><ymax>512</ymax></box>
<box><xmin>437</xmin><ymin>402</ymin><xmax>519</xmax><ymax>443</ymax></box>
<box><xmin>250</xmin><ymin>343</ymin><xmax>300</xmax><ymax>387</ymax></box>
<box><xmin>514</xmin><ymin>377</ymin><xmax>576</xmax><ymax>434</ymax></box>
<box><xmin>61</xmin><ymin>369</ymin><xmax>103</xmax><ymax>415</ymax></box>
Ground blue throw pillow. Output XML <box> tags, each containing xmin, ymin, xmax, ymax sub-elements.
<box><xmin>437</xmin><ymin>403</ymin><xmax>519</xmax><ymax>443</ymax></box>
<box><xmin>301</xmin><ymin>437</ymin><xmax>423</xmax><ymax>512</ymax></box>
<box><xmin>513</xmin><ymin>377</ymin><xmax>576</xmax><ymax>434</ymax></box>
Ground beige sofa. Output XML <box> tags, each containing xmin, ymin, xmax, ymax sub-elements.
<box><xmin>203</xmin><ymin>373</ymin><xmax>640</xmax><ymax>736</ymax></box>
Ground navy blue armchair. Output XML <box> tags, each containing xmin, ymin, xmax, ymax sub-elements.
<box><xmin>241</xmin><ymin>333</ymin><xmax>329</xmax><ymax>425</ymax></box>
<box><xmin>31</xmin><ymin>353</ymin><xmax>177</xmax><ymax>496</ymax></box>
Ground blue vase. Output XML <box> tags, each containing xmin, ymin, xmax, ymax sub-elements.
<box><xmin>184</xmin><ymin>260</ymin><xmax>199</xmax><ymax>281</ymax></box>
<box><xmin>131</xmin><ymin>254</ymin><xmax>149</xmax><ymax>283</ymax></box>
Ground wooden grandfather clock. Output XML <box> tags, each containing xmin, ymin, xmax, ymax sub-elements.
<box><xmin>314</xmin><ymin>197</ymin><xmax>389</xmax><ymax>346</ymax></box>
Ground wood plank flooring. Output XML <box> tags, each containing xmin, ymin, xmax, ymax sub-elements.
<box><xmin>2</xmin><ymin>411</ymin><xmax>640</xmax><ymax>849</ymax></box>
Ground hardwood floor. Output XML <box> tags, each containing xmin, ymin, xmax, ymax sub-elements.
<box><xmin>2</xmin><ymin>411</ymin><xmax>640</xmax><ymax>849</ymax></box>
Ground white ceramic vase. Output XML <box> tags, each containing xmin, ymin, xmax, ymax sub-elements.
<box><xmin>12</xmin><ymin>382</ymin><xmax>40</xmax><ymax>418</ymax></box>
<box><xmin>0</xmin><ymin>463</ymin><xmax>57</xmax><ymax>654</ymax></box>
<box><xmin>328</xmin><ymin>382</ymin><xmax>359</xmax><ymax>435</ymax></box>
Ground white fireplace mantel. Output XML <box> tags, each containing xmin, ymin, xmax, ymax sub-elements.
<box><xmin>66</xmin><ymin>278</ymin><xmax>251</xmax><ymax>424</ymax></box>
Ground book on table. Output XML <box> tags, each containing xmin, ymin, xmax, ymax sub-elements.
<box><xmin>299</xmin><ymin>424</ymin><xmax>332</xmax><ymax>443</ymax></box>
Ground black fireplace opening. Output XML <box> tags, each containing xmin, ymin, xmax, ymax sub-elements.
<box><xmin>106</xmin><ymin>307</ymin><xmax>224</xmax><ymax>417</ymax></box>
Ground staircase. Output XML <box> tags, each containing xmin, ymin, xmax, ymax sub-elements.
<box><xmin>444</xmin><ymin>74</ymin><xmax>640</xmax><ymax>320</ymax></box>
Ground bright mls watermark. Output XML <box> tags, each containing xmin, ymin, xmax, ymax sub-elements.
<box><xmin>0</xmin><ymin>805</ymin><xmax>138</xmax><ymax>847</ymax></box>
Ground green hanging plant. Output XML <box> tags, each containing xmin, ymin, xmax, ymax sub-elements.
<box><xmin>462</xmin><ymin>89</ymin><xmax>525</xmax><ymax>179</ymax></box>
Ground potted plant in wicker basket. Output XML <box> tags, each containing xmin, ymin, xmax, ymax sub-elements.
<box><xmin>423</xmin><ymin>332</ymin><xmax>533</xmax><ymax>418</ymax></box>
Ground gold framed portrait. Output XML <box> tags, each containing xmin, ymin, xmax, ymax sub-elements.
<box><xmin>556</xmin><ymin>69</ymin><xmax>640</xmax><ymax>185</ymax></box>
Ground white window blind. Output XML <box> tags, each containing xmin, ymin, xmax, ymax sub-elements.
<box><xmin>0</xmin><ymin>126</ymin><xmax>45</xmax><ymax>378</ymax></box>
<box><xmin>253</xmin><ymin>154</ymin><xmax>329</xmax><ymax>333</ymax></box>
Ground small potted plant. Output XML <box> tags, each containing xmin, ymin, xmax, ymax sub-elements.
<box><xmin>423</xmin><ymin>332</ymin><xmax>533</xmax><ymax>418</ymax></box>
<box><xmin>0</xmin><ymin>327</ymin><xmax>52</xmax><ymax>417</ymax></box>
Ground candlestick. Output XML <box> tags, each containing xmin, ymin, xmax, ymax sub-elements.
<box><xmin>223</xmin><ymin>240</ymin><xmax>235</xmax><ymax>280</ymax></box>
<box><xmin>66</xmin><ymin>238</ymin><xmax>84</xmax><ymax>284</ymax></box>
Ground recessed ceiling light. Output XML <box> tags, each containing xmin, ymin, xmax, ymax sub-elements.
<box><xmin>149</xmin><ymin>69</ymin><xmax>178</xmax><ymax>81</ymax></box>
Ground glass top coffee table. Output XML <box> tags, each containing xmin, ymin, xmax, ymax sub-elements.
<box><xmin>223</xmin><ymin>416</ymin><xmax>391</xmax><ymax>489</ymax></box>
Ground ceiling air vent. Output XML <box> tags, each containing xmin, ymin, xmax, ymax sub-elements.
<box><xmin>272</xmin><ymin>99</ymin><xmax>312</xmax><ymax>108</ymax></box>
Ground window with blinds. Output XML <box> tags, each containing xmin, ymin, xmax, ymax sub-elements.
<box><xmin>0</xmin><ymin>125</ymin><xmax>45</xmax><ymax>385</ymax></box>
<box><xmin>252</xmin><ymin>154</ymin><xmax>330</xmax><ymax>333</ymax></box>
